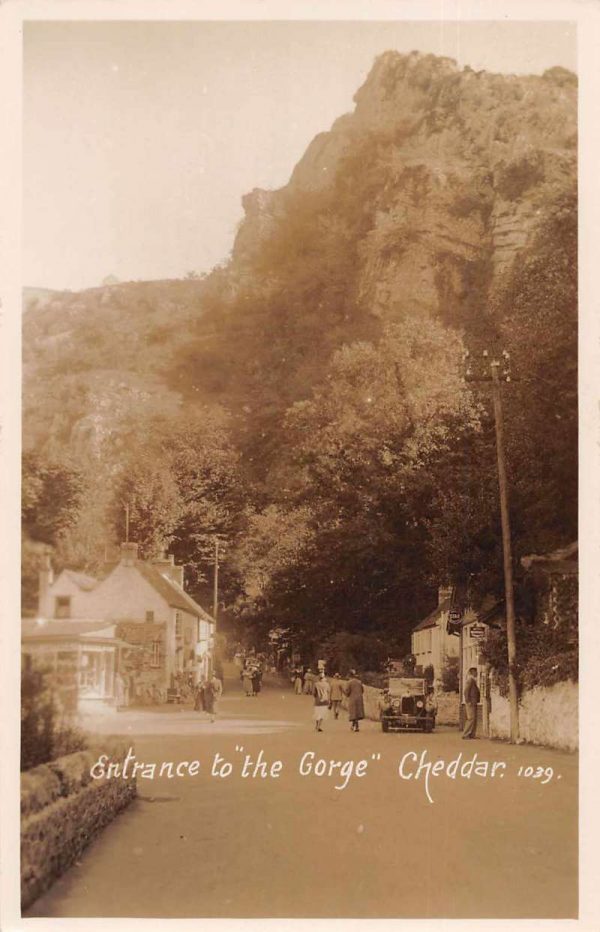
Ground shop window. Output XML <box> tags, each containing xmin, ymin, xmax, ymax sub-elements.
<box><xmin>54</xmin><ymin>596</ymin><xmax>71</xmax><ymax>619</ymax></box>
<box><xmin>151</xmin><ymin>640</ymin><xmax>160</xmax><ymax>668</ymax></box>
<box><xmin>145</xmin><ymin>610</ymin><xmax>155</xmax><ymax>622</ymax></box>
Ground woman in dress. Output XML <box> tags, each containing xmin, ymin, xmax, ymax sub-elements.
<box><xmin>312</xmin><ymin>670</ymin><xmax>331</xmax><ymax>732</ymax></box>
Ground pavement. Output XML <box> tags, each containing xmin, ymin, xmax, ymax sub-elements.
<box><xmin>26</xmin><ymin>665</ymin><xmax>578</xmax><ymax>919</ymax></box>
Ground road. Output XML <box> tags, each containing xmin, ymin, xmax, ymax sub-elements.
<box><xmin>26</xmin><ymin>666</ymin><xmax>578</xmax><ymax>919</ymax></box>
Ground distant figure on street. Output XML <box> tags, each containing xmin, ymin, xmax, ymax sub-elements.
<box><xmin>252</xmin><ymin>664</ymin><xmax>262</xmax><ymax>695</ymax></box>
<box><xmin>303</xmin><ymin>668</ymin><xmax>315</xmax><ymax>695</ymax></box>
<box><xmin>377</xmin><ymin>688</ymin><xmax>391</xmax><ymax>719</ymax></box>
<box><xmin>344</xmin><ymin>670</ymin><xmax>365</xmax><ymax>732</ymax></box>
<box><xmin>242</xmin><ymin>665</ymin><xmax>254</xmax><ymax>697</ymax></box>
<box><xmin>115</xmin><ymin>671</ymin><xmax>129</xmax><ymax>709</ymax></box>
<box><xmin>462</xmin><ymin>667</ymin><xmax>481</xmax><ymax>739</ymax></box>
<box><xmin>204</xmin><ymin>672</ymin><xmax>223</xmax><ymax>723</ymax></box>
<box><xmin>194</xmin><ymin>679</ymin><xmax>205</xmax><ymax>713</ymax></box>
<box><xmin>329</xmin><ymin>673</ymin><xmax>343</xmax><ymax>719</ymax></box>
<box><xmin>293</xmin><ymin>668</ymin><xmax>303</xmax><ymax>694</ymax></box>
<box><xmin>312</xmin><ymin>670</ymin><xmax>331</xmax><ymax>732</ymax></box>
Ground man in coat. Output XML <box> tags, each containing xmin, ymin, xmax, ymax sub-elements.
<box><xmin>344</xmin><ymin>670</ymin><xmax>365</xmax><ymax>732</ymax></box>
<box><xmin>329</xmin><ymin>673</ymin><xmax>344</xmax><ymax>719</ymax></box>
<box><xmin>462</xmin><ymin>667</ymin><xmax>481</xmax><ymax>739</ymax></box>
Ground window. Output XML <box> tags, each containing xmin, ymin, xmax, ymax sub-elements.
<box><xmin>175</xmin><ymin>611</ymin><xmax>182</xmax><ymax>637</ymax></box>
<box><xmin>145</xmin><ymin>610</ymin><xmax>155</xmax><ymax>622</ymax></box>
<box><xmin>55</xmin><ymin>596</ymin><xmax>71</xmax><ymax>619</ymax></box>
<box><xmin>151</xmin><ymin>641</ymin><xmax>160</xmax><ymax>668</ymax></box>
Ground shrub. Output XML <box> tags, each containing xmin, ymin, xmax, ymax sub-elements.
<box><xmin>21</xmin><ymin>660</ymin><xmax>87</xmax><ymax>771</ymax></box>
<box><xmin>441</xmin><ymin>655</ymin><xmax>459</xmax><ymax>692</ymax></box>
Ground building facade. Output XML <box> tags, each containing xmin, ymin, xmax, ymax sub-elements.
<box><xmin>26</xmin><ymin>543</ymin><xmax>215</xmax><ymax>710</ymax></box>
<box><xmin>411</xmin><ymin>587</ymin><xmax>460</xmax><ymax>687</ymax></box>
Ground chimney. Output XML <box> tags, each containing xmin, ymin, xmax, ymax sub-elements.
<box><xmin>152</xmin><ymin>552</ymin><xmax>184</xmax><ymax>588</ymax></box>
<box><xmin>38</xmin><ymin>549</ymin><xmax>54</xmax><ymax>617</ymax></box>
<box><xmin>120</xmin><ymin>542</ymin><xmax>139</xmax><ymax>565</ymax></box>
<box><xmin>438</xmin><ymin>584</ymin><xmax>453</xmax><ymax>606</ymax></box>
<box><xmin>172</xmin><ymin>565</ymin><xmax>184</xmax><ymax>588</ymax></box>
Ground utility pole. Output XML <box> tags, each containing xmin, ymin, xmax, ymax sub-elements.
<box><xmin>465</xmin><ymin>349</ymin><xmax>520</xmax><ymax>743</ymax></box>
<box><xmin>213</xmin><ymin>537</ymin><xmax>219</xmax><ymax>626</ymax></box>
<box><xmin>124</xmin><ymin>502</ymin><xmax>130</xmax><ymax>543</ymax></box>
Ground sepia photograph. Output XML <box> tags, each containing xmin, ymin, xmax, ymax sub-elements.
<box><xmin>1</xmin><ymin>3</ymin><xmax>596</xmax><ymax>926</ymax></box>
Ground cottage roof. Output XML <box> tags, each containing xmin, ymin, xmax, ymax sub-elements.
<box><xmin>63</xmin><ymin>569</ymin><xmax>98</xmax><ymax>591</ymax></box>
<box><xmin>412</xmin><ymin>597</ymin><xmax>451</xmax><ymax>632</ymax></box>
<box><xmin>134</xmin><ymin>562</ymin><xmax>214</xmax><ymax>621</ymax></box>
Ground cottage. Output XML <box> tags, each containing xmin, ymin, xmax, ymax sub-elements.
<box><xmin>411</xmin><ymin>586</ymin><xmax>460</xmax><ymax>687</ymax></box>
<box><xmin>27</xmin><ymin>542</ymin><xmax>215</xmax><ymax>709</ymax></box>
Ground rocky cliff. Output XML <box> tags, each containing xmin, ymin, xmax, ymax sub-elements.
<box><xmin>23</xmin><ymin>51</ymin><xmax>576</xmax><ymax>462</ymax></box>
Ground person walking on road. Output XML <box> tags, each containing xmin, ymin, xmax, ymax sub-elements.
<box><xmin>293</xmin><ymin>668</ymin><xmax>303</xmax><ymax>694</ymax></box>
<box><xmin>312</xmin><ymin>670</ymin><xmax>331</xmax><ymax>732</ymax></box>
<box><xmin>303</xmin><ymin>668</ymin><xmax>315</xmax><ymax>695</ymax></box>
<box><xmin>344</xmin><ymin>670</ymin><xmax>365</xmax><ymax>732</ymax></box>
<box><xmin>329</xmin><ymin>672</ymin><xmax>343</xmax><ymax>719</ymax></box>
<box><xmin>462</xmin><ymin>667</ymin><xmax>481</xmax><ymax>739</ymax></box>
<box><xmin>242</xmin><ymin>665</ymin><xmax>254</xmax><ymax>697</ymax></box>
<box><xmin>194</xmin><ymin>678</ymin><xmax>206</xmax><ymax>713</ymax></box>
<box><xmin>204</xmin><ymin>672</ymin><xmax>223</xmax><ymax>723</ymax></box>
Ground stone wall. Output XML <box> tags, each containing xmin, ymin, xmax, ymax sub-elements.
<box><xmin>489</xmin><ymin>680</ymin><xmax>578</xmax><ymax>751</ymax></box>
<box><xmin>21</xmin><ymin>739</ymin><xmax>136</xmax><ymax>910</ymax></box>
<box><xmin>435</xmin><ymin>692</ymin><xmax>460</xmax><ymax>726</ymax></box>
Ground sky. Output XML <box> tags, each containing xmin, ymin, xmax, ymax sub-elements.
<box><xmin>23</xmin><ymin>20</ymin><xmax>577</xmax><ymax>291</ymax></box>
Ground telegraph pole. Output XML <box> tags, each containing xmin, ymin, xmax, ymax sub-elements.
<box><xmin>465</xmin><ymin>349</ymin><xmax>520</xmax><ymax>743</ymax></box>
<box><xmin>213</xmin><ymin>537</ymin><xmax>219</xmax><ymax>626</ymax></box>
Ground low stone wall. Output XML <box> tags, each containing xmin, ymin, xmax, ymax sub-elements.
<box><xmin>435</xmin><ymin>692</ymin><xmax>460</xmax><ymax>726</ymax></box>
<box><xmin>21</xmin><ymin>739</ymin><xmax>136</xmax><ymax>910</ymax></box>
<box><xmin>489</xmin><ymin>680</ymin><xmax>578</xmax><ymax>751</ymax></box>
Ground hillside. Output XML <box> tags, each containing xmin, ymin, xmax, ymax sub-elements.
<box><xmin>24</xmin><ymin>52</ymin><xmax>576</xmax><ymax>459</ymax></box>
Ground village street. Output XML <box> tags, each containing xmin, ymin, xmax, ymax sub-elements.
<box><xmin>26</xmin><ymin>666</ymin><xmax>578</xmax><ymax>920</ymax></box>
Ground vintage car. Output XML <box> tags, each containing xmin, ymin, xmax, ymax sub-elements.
<box><xmin>379</xmin><ymin>676</ymin><xmax>435</xmax><ymax>733</ymax></box>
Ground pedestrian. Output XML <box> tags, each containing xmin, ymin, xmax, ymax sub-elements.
<box><xmin>377</xmin><ymin>688</ymin><xmax>392</xmax><ymax>720</ymax></box>
<box><xmin>194</xmin><ymin>679</ymin><xmax>205</xmax><ymax>713</ymax></box>
<box><xmin>242</xmin><ymin>665</ymin><xmax>254</xmax><ymax>697</ymax></box>
<box><xmin>462</xmin><ymin>667</ymin><xmax>481</xmax><ymax>739</ymax></box>
<box><xmin>293</xmin><ymin>668</ymin><xmax>303</xmax><ymax>694</ymax></box>
<box><xmin>312</xmin><ymin>670</ymin><xmax>331</xmax><ymax>732</ymax></box>
<box><xmin>204</xmin><ymin>671</ymin><xmax>223</xmax><ymax>723</ymax></box>
<box><xmin>425</xmin><ymin>687</ymin><xmax>438</xmax><ymax>728</ymax></box>
<box><xmin>303</xmin><ymin>668</ymin><xmax>315</xmax><ymax>695</ymax></box>
<box><xmin>344</xmin><ymin>670</ymin><xmax>365</xmax><ymax>732</ymax></box>
<box><xmin>252</xmin><ymin>664</ymin><xmax>262</xmax><ymax>695</ymax></box>
<box><xmin>329</xmin><ymin>672</ymin><xmax>343</xmax><ymax>719</ymax></box>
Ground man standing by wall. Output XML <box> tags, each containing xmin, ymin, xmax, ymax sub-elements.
<box><xmin>462</xmin><ymin>667</ymin><xmax>480</xmax><ymax>739</ymax></box>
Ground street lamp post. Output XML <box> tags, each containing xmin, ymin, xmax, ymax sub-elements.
<box><xmin>465</xmin><ymin>349</ymin><xmax>520</xmax><ymax>743</ymax></box>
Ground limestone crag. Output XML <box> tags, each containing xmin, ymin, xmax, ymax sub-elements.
<box><xmin>233</xmin><ymin>51</ymin><xmax>576</xmax><ymax>315</ymax></box>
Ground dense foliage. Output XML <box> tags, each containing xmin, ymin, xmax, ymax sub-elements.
<box><xmin>21</xmin><ymin>661</ymin><xmax>87</xmax><ymax>771</ymax></box>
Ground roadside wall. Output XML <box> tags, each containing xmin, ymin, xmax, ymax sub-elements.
<box><xmin>489</xmin><ymin>680</ymin><xmax>578</xmax><ymax>751</ymax></box>
<box><xmin>21</xmin><ymin>739</ymin><xmax>136</xmax><ymax>910</ymax></box>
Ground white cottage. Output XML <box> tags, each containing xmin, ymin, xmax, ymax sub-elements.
<box><xmin>29</xmin><ymin>542</ymin><xmax>215</xmax><ymax>708</ymax></box>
